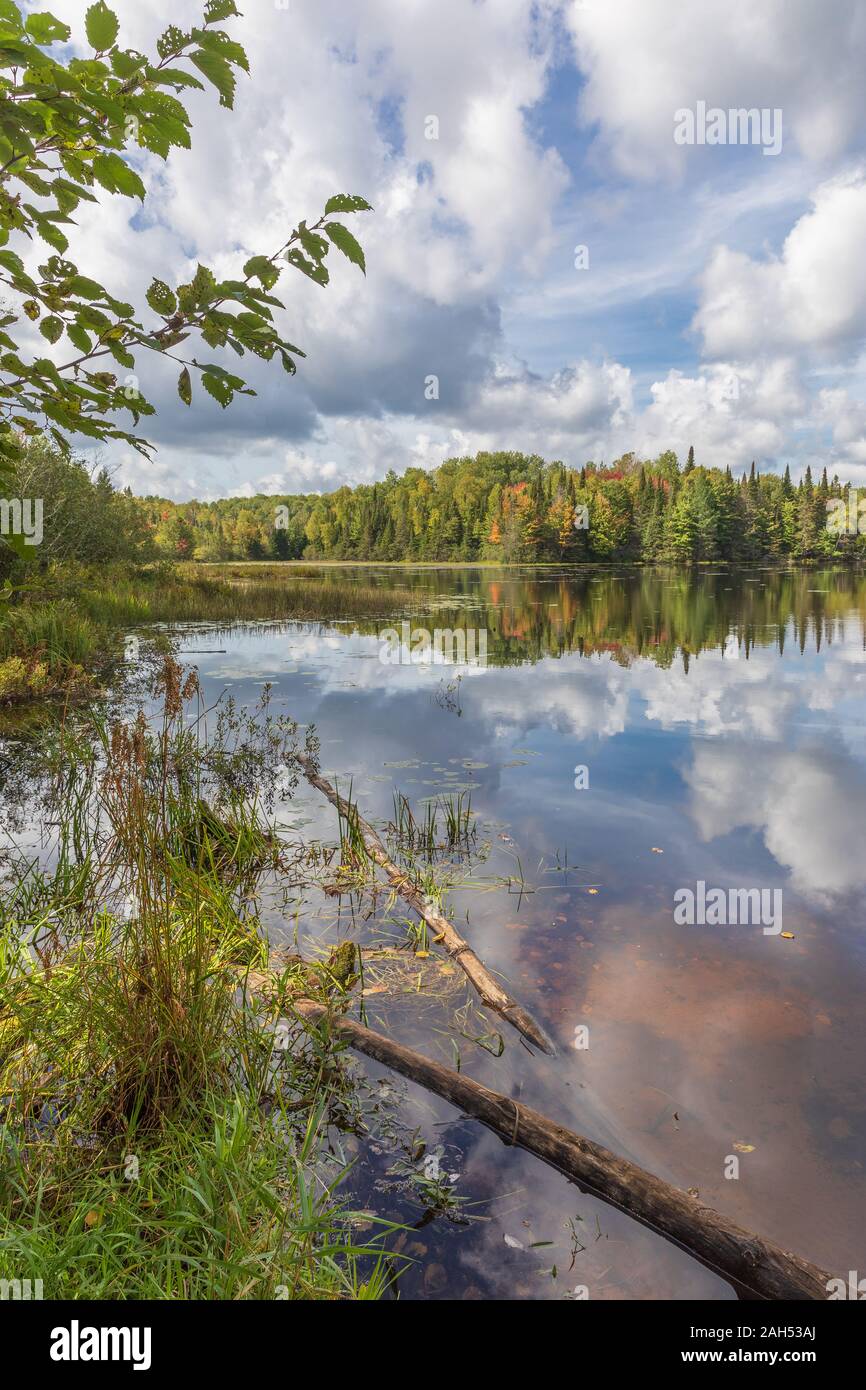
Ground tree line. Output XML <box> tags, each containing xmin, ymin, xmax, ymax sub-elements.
<box><xmin>129</xmin><ymin>448</ymin><xmax>864</xmax><ymax>565</ymax></box>
<box><xmin>3</xmin><ymin>443</ymin><xmax>864</xmax><ymax>579</ymax></box>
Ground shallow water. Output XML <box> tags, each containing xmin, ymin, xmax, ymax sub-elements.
<box><xmin>161</xmin><ymin>564</ymin><xmax>866</xmax><ymax>1299</ymax></box>
<box><xmin>16</xmin><ymin>564</ymin><xmax>866</xmax><ymax>1299</ymax></box>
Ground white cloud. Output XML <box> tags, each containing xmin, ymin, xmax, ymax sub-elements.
<box><xmin>567</xmin><ymin>0</ymin><xmax>866</xmax><ymax>179</ymax></box>
<box><xmin>685</xmin><ymin>740</ymin><xmax>866</xmax><ymax>902</ymax></box>
<box><xmin>21</xmin><ymin>1</ymin><xmax>866</xmax><ymax>494</ymax></box>
<box><xmin>693</xmin><ymin>173</ymin><xmax>866</xmax><ymax>360</ymax></box>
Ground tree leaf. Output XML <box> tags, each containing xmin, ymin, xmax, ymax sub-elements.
<box><xmin>201</xmin><ymin>371</ymin><xmax>232</xmax><ymax>407</ymax></box>
<box><xmin>204</xmin><ymin>0</ymin><xmax>241</xmax><ymax>21</ymax></box>
<box><xmin>323</xmin><ymin>194</ymin><xmax>373</xmax><ymax>215</ymax></box>
<box><xmin>190</xmin><ymin>49</ymin><xmax>236</xmax><ymax>108</ymax></box>
<box><xmin>325</xmin><ymin>221</ymin><xmax>366</xmax><ymax>274</ymax></box>
<box><xmin>243</xmin><ymin>255</ymin><xmax>279</xmax><ymax>290</ymax></box>
<box><xmin>25</xmin><ymin>12</ymin><xmax>71</xmax><ymax>45</ymax></box>
<box><xmin>190</xmin><ymin>27</ymin><xmax>249</xmax><ymax>74</ymax></box>
<box><xmin>34</xmin><ymin>218</ymin><xmax>68</xmax><ymax>253</ymax></box>
<box><xmin>177</xmin><ymin>366</ymin><xmax>192</xmax><ymax>405</ymax></box>
<box><xmin>39</xmin><ymin>315</ymin><xmax>64</xmax><ymax>344</ymax></box>
<box><xmin>284</xmin><ymin>248</ymin><xmax>329</xmax><ymax>286</ymax></box>
<box><xmin>85</xmin><ymin>2</ymin><xmax>119</xmax><ymax>52</ymax></box>
<box><xmin>146</xmin><ymin>278</ymin><xmax>177</xmax><ymax>316</ymax></box>
<box><xmin>67</xmin><ymin>322</ymin><xmax>93</xmax><ymax>354</ymax></box>
<box><xmin>91</xmin><ymin>153</ymin><xmax>145</xmax><ymax>200</ymax></box>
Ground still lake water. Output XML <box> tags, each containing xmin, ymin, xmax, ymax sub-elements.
<box><xmin>161</xmin><ymin>565</ymin><xmax>866</xmax><ymax>1299</ymax></box>
<box><xmin>34</xmin><ymin>564</ymin><xmax>866</xmax><ymax>1299</ymax></box>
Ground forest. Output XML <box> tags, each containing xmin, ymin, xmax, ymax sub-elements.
<box><xmin>130</xmin><ymin>447</ymin><xmax>863</xmax><ymax>566</ymax></box>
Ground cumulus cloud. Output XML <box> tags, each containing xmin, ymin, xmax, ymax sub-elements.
<box><xmin>693</xmin><ymin>173</ymin><xmax>866</xmax><ymax>360</ymax></box>
<box><xmin>567</xmin><ymin>0</ymin><xmax>866</xmax><ymax>179</ymax></box>
<box><xmin>28</xmin><ymin>1</ymin><xmax>866</xmax><ymax>494</ymax></box>
<box><xmin>685</xmin><ymin>740</ymin><xmax>866</xmax><ymax>902</ymax></box>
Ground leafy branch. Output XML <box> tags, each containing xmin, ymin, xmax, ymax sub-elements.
<box><xmin>0</xmin><ymin>0</ymin><xmax>371</xmax><ymax>484</ymax></box>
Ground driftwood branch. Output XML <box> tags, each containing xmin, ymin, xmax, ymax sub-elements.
<box><xmin>295</xmin><ymin>753</ymin><xmax>555</xmax><ymax>1055</ymax></box>
<box><xmin>294</xmin><ymin>999</ymin><xmax>834</xmax><ymax>1301</ymax></box>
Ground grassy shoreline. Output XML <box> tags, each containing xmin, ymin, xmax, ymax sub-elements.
<box><xmin>0</xmin><ymin>562</ymin><xmax>421</xmax><ymax>707</ymax></box>
<box><xmin>0</xmin><ymin>660</ymin><xmax>391</xmax><ymax>1300</ymax></box>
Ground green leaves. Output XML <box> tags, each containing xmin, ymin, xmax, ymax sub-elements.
<box><xmin>204</xmin><ymin>0</ymin><xmax>241</xmax><ymax>21</ymax></box>
<box><xmin>85</xmin><ymin>2</ymin><xmax>119</xmax><ymax>52</ymax></box>
<box><xmin>325</xmin><ymin>222</ymin><xmax>366</xmax><ymax>275</ymax></box>
<box><xmin>324</xmin><ymin>194</ymin><xmax>373</xmax><ymax>215</ymax></box>
<box><xmin>177</xmin><ymin>264</ymin><xmax>217</xmax><ymax>314</ymax></box>
<box><xmin>91</xmin><ymin>153</ymin><xmax>146</xmax><ymax>200</ymax></box>
<box><xmin>243</xmin><ymin>256</ymin><xmax>279</xmax><ymax>291</ymax></box>
<box><xmin>201</xmin><ymin>372</ymin><xmax>232</xmax><ymax>407</ymax></box>
<box><xmin>191</xmin><ymin>27</ymin><xmax>249</xmax><ymax>73</ymax></box>
<box><xmin>190</xmin><ymin>48</ymin><xmax>236</xmax><ymax>108</ymax></box>
<box><xmin>146</xmin><ymin>279</ymin><xmax>178</xmax><ymax>317</ymax></box>
<box><xmin>0</xmin><ymin>249</ymin><xmax>26</xmax><ymax>278</ymax></box>
<box><xmin>66</xmin><ymin>322</ymin><xmax>93</xmax><ymax>355</ymax></box>
<box><xmin>25</xmin><ymin>12</ymin><xmax>71</xmax><ymax>45</ymax></box>
<box><xmin>0</xmin><ymin>2</ymin><xmax>369</xmax><ymax>467</ymax></box>
<box><xmin>284</xmin><ymin>247</ymin><xmax>329</xmax><ymax>286</ymax></box>
<box><xmin>39</xmin><ymin>315</ymin><xmax>63</xmax><ymax>344</ymax></box>
<box><xmin>33</xmin><ymin>216</ymin><xmax>68</xmax><ymax>253</ymax></box>
<box><xmin>156</xmin><ymin>25</ymin><xmax>187</xmax><ymax>61</ymax></box>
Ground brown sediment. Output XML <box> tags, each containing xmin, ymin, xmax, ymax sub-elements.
<box><xmin>292</xmin><ymin>998</ymin><xmax>836</xmax><ymax>1301</ymax></box>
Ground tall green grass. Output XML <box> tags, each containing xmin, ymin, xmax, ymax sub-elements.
<box><xmin>0</xmin><ymin>658</ymin><xmax>393</xmax><ymax>1299</ymax></box>
<box><xmin>0</xmin><ymin>560</ymin><xmax>421</xmax><ymax>706</ymax></box>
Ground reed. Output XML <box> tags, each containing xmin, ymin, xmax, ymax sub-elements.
<box><xmin>0</xmin><ymin>657</ymin><xmax>393</xmax><ymax>1299</ymax></box>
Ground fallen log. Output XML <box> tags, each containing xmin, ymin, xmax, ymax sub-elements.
<box><xmin>294</xmin><ymin>753</ymin><xmax>555</xmax><ymax>1055</ymax></box>
<box><xmin>293</xmin><ymin>998</ymin><xmax>834</xmax><ymax>1301</ymax></box>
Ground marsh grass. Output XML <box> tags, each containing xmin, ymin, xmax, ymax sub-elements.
<box><xmin>0</xmin><ymin>560</ymin><xmax>422</xmax><ymax>709</ymax></box>
<box><xmin>389</xmin><ymin>789</ymin><xmax>475</xmax><ymax>857</ymax></box>
<box><xmin>0</xmin><ymin>658</ymin><xmax>393</xmax><ymax>1299</ymax></box>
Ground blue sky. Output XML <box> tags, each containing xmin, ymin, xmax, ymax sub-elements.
<box><xmin>42</xmin><ymin>0</ymin><xmax>866</xmax><ymax>499</ymax></box>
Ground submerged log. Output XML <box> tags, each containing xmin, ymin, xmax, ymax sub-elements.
<box><xmin>293</xmin><ymin>998</ymin><xmax>834</xmax><ymax>1301</ymax></box>
<box><xmin>294</xmin><ymin>753</ymin><xmax>555</xmax><ymax>1055</ymax></box>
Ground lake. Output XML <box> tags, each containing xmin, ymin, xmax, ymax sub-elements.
<box><xmin>13</xmin><ymin>563</ymin><xmax>866</xmax><ymax>1299</ymax></box>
